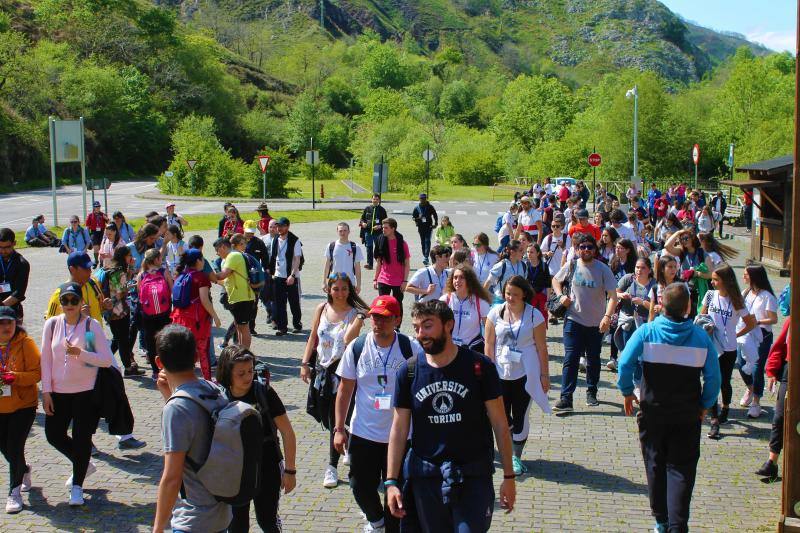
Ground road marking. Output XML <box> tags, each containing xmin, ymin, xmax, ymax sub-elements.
<box><xmin>497</xmin><ymin>211</ymin><xmax>504</xmax><ymax>215</ymax></box>
<box><xmin>439</xmin><ymin>210</ymin><xmax>446</xmax><ymax>215</ymax></box>
<box><xmin>392</xmin><ymin>210</ymin><xmax>403</xmax><ymax>214</ymax></box>
<box><xmin>467</xmin><ymin>201</ymin><xmax>476</xmax><ymax>204</ymax></box>
<box><xmin>478</xmin><ymin>211</ymin><xmax>489</xmax><ymax>216</ymax></box>
<box><xmin>456</xmin><ymin>210</ymin><xmax>467</xmax><ymax>215</ymax></box>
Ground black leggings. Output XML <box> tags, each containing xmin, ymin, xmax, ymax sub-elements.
<box><xmin>348</xmin><ymin>434</ymin><xmax>398</xmax><ymax>532</ymax></box>
<box><xmin>327</xmin><ymin>398</ymin><xmax>341</xmax><ymax>468</ymax></box>
<box><xmin>711</xmin><ymin>350</ymin><xmax>737</xmax><ymax>418</ymax></box>
<box><xmin>770</xmin><ymin>365</ymin><xmax>788</xmax><ymax>455</ymax></box>
<box><xmin>500</xmin><ymin>376</ymin><xmax>532</xmax><ymax>444</ymax></box>
<box><xmin>141</xmin><ymin>312</ymin><xmax>171</xmax><ymax>373</ymax></box>
<box><xmin>108</xmin><ymin>316</ymin><xmax>134</xmax><ymax>368</ymax></box>
<box><xmin>377</xmin><ymin>284</ymin><xmax>404</xmax><ymax>305</ymax></box>
<box><xmin>229</xmin><ymin>452</ymin><xmax>283</xmax><ymax>533</ymax></box>
<box><xmin>0</xmin><ymin>407</ymin><xmax>35</xmax><ymax>493</ymax></box>
<box><xmin>45</xmin><ymin>391</ymin><xmax>100</xmax><ymax>487</ymax></box>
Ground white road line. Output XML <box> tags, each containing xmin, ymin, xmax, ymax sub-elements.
<box><xmin>478</xmin><ymin>211</ymin><xmax>489</xmax><ymax>216</ymax></box>
<box><xmin>497</xmin><ymin>211</ymin><xmax>504</xmax><ymax>215</ymax></box>
<box><xmin>392</xmin><ymin>210</ymin><xmax>403</xmax><ymax>214</ymax></box>
<box><xmin>439</xmin><ymin>210</ymin><xmax>446</xmax><ymax>215</ymax></box>
<box><xmin>456</xmin><ymin>210</ymin><xmax>467</xmax><ymax>215</ymax></box>
<box><xmin>467</xmin><ymin>201</ymin><xmax>476</xmax><ymax>204</ymax></box>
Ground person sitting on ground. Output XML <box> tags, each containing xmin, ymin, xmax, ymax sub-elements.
<box><xmin>24</xmin><ymin>215</ymin><xmax>58</xmax><ymax>248</ymax></box>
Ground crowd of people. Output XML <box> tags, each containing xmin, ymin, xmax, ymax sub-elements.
<box><xmin>0</xmin><ymin>178</ymin><xmax>788</xmax><ymax>533</ymax></box>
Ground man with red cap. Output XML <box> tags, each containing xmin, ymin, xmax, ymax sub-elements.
<box><xmin>334</xmin><ymin>295</ymin><xmax>423</xmax><ymax>533</ymax></box>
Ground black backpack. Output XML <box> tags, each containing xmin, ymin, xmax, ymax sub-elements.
<box><xmin>352</xmin><ymin>332</ymin><xmax>414</xmax><ymax>367</ymax></box>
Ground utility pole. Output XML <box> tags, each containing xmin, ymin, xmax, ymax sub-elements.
<box><xmin>319</xmin><ymin>0</ymin><xmax>324</xmax><ymax>29</ymax></box>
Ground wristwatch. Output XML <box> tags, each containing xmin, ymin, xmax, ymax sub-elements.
<box><xmin>356</xmin><ymin>313</ymin><xmax>367</xmax><ymax>320</ymax></box>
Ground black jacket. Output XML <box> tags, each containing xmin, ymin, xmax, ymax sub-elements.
<box><xmin>0</xmin><ymin>251</ymin><xmax>30</xmax><ymax>303</ymax></box>
<box><xmin>412</xmin><ymin>203</ymin><xmax>438</xmax><ymax>231</ymax></box>
<box><xmin>245</xmin><ymin>236</ymin><xmax>270</xmax><ymax>272</ymax></box>
<box><xmin>92</xmin><ymin>367</ymin><xmax>134</xmax><ymax>435</ymax></box>
<box><xmin>268</xmin><ymin>232</ymin><xmax>301</xmax><ymax>277</ymax></box>
<box><xmin>360</xmin><ymin>205</ymin><xmax>388</xmax><ymax>236</ymax></box>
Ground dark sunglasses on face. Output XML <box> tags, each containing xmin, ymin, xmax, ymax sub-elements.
<box><xmin>578</xmin><ymin>244</ymin><xmax>595</xmax><ymax>251</ymax></box>
<box><xmin>680</xmin><ymin>236</ymin><xmax>690</xmax><ymax>242</ymax></box>
<box><xmin>60</xmin><ymin>296</ymin><xmax>81</xmax><ymax>306</ymax></box>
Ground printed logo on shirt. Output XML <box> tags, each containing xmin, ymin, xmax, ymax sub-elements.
<box><xmin>572</xmin><ymin>270</ymin><xmax>596</xmax><ymax>288</ymax></box>
<box><xmin>431</xmin><ymin>391</ymin><xmax>454</xmax><ymax>414</ymax></box>
<box><xmin>416</xmin><ymin>381</ymin><xmax>469</xmax><ymax>425</ymax></box>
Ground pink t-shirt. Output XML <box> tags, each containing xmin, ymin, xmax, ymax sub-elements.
<box><xmin>41</xmin><ymin>316</ymin><xmax>114</xmax><ymax>394</ymax></box>
<box><xmin>377</xmin><ymin>238</ymin><xmax>410</xmax><ymax>286</ymax></box>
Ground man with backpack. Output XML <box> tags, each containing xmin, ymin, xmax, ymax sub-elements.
<box><xmin>45</xmin><ymin>252</ymin><xmax>112</xmax><ymax>322</ymax></box>
<box><xmin>412</xmin><ymin>193</ymin><xmax>438</xmax><ymax>266</ymax></box>
<box><xmin>386</xmin><ymin>300</ymin><xmax>516</xmax><ymax>531</ymax></box>
<box><xmin>334</xmin><ymin>295</ymin><xmax>424</xmax><ymax>533</ymax></box>
<box><xmin>268</xmin><ymin>217</ymin><xmax>303</xmax><ymax>336</ymax></box>
<box><xmin>214</xmin><ymin>237</ymin><xmax>255</xmax><ymax>349</ymax></box>
<box><xmin>322</xmin><ymin>222</ymin><xmax>364</xmax><ymax>294</ymax></box>
<box><xmin>153</xmin><ymin>324</ymin><xmax>236</xmax><ymax>533</ymax></box>
<box><xmin>405</xmin><ymin>245</ymin><xmax>451</xmax><ymax>303</ymax></box>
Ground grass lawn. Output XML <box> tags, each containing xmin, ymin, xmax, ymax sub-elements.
<box><xmin>13</xmin><ymin>208</ymin><xmax>361</xmax><ymax>250</ymax></box>
<box><xmin>286</xmin><ymin>177</ymin><xmax>516</xmax><ymax>202</ymax></box>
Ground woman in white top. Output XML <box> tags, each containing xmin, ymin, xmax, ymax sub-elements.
<box><xmin>700</xmin><ymin>264</ymin><xmax>756</xmax><ymax>440</ymax></box>
<box><xmin>300</xmin><ymin>273</ymin><xmax>369</xmax><ymax>488</ymax></box>
<box><xmin>696</xmin><ymin>206</ymin><xmax>715</xmax><ymax>234</ymax></box>
<box><xmin>470</xmin><ymin>233</ymin><xmax>499</xmax><ymax>286</ymax></box>
<box><xmin>598</xmin><ymin>227</ymin><xmax>619</xmax><ymax>263</ymax></box>
<box><xmin>498</xmin><ymin>203</ymin><xmax>517</xmax><ymax>249</ymax></box>
<box><xmin>514</xmin><ymin>196</ymin><xmax>542</xmax><ymax>243</ymax></box>
<box><xmin>484</xmin><ymin>240</ymin><xmax>527</xmax><ymax>304</ymax></box>
<box><xmin>440</xmin><ymin>264</ymin><xmax>492</xmax><ymax>353</ymax></box>
<box><xmin>541</xmin><ymin>217</ymin><xmax>571</xmax><ymax>276</ymax></box>
<box><xmin>698</xmin><ymin>232</ymin><xmax>738</xmax><ymax>269</ymax></box>
<box><xmin>738</xmin><ymin>265</ymin><xmax>779</xmax><ymax>418</ymax></box>
<box><xmin>484</xmin><ymin>275</ymin><xmax>550</xmax><ymax>476</ymax></box>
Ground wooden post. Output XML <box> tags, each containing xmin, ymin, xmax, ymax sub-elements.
<box><xmin>780</xmin><ymin>2</ymin><xmax>800</xmax><ymax>530</ymax></box>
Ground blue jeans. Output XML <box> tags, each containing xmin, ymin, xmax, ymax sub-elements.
<box><xmin>419</xmin><ymin>228</ymin><xmax>432</xmax><ymax>263</ymax></box>
<box><xmin>561</xmin><ymin>319</ymin><xmax>602</xmax><ymax>401</ymax></box>
<box><xmin>737</xmin><ymin>330</ymin><xmax>772</xmax><ymax>397</ymax></box>
<box><xmin>365</xmin><ymin>233</ymin><xmax>376</xmax><ymax>268</ymax></box>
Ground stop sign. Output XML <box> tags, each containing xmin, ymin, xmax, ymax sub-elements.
<box><xmin>588</xmin><ymin>153</ymin><xmax>602</xmax><ymax>167</ymax></box>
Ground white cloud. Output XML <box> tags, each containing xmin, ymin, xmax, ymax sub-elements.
<box><xmin>745</xmin><ymin>30</ymin><xmax>796</xmax><ymax>53</ymax></box>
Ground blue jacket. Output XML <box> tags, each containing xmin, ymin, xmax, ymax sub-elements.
<box><xmin>618</xmin><ymin>315</ymin><xmax>721</xmax><ymax>422</ymax></box>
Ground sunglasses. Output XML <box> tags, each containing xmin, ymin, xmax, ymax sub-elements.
<box><xmin>578</xmin><ymin>244</ymin><xmax>596</xmax><ymax>251</ymax></box>
<box><xmin>328</xmin><ymin>272</ymin><xmax>350</xmax><ymax>280</ymax></box>
<box><xmin>551</xmin><ymin>224</ymin><xmax>562</xmax><ymax>228</ymax></box>
<box><xmin>59</xmin><ymin>295</ymin><xmax>81</xmax><ymax>306</ymax></box>
<box><xmin>680</xmin><ymin>236</ymin><xmax>691</xmax><ymax>242</ymax></box>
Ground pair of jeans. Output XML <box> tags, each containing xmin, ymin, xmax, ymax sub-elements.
<box><xmin>229</xmin><ymin>450</ymin><xmax>282</xmax><ymax>533</ymax></box>
<box><xmin>418</xmin><ymin>228</ymin><xmax>432</xmax><ymax>263</ymax></box>
<box><xmin>348</xmin><ymin>434</ymin><xmax>398</xmax><ymax>532</ymax></box>
<box><xmin>711</xmin><ymin>350</ymin><xmax>737</xmax><ymax>417</ymax></box>
<box><xmin>0</xmin><ymin>407</ymin><xmax>35</xmax><ymax>493</ymax></box>
<box><xmin>561</xmin><ymin>319</ymin><xmax>602</xmax><ymax>401</ymax></box>
<box><xmin>365</xmin><ymin>233</ymin><xmax>376</xmax><ymax>268</ymax></box>
<box><xmin>272</xmin><ymin>277</ymin><xmax>301</xmax><ymax>332</ymax></box>
<box><xmin>638</xmin><ymin>416</ymin><xmax>701</xmax><ymax>533</ymax></box>
<box><xmin>737</xmin><ymin>330</ymin><xmax>773</xmax><ymax>397</ymax></box>
<box><xmin>45</xmin><ymin>391</ymin><xmax>100</xmax><ymax>487</ymax></box>
<box><xmin>744</xmin><ymin>204</ymin><xmax>753</xmax><ymax>230</ymax></box>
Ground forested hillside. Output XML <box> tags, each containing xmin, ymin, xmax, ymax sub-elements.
<box><xmin>0</xmin><ymin>0</ymin><xmax>791</xmax><ymax>198</ymax></box>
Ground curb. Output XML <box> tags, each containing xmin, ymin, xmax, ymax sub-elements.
<box><xmin>134</xmin><ymin>192</ymin><xmax>399</xmax><ymax>205</ymax></box>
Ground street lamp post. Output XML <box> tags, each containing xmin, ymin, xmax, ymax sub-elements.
<box><xmin>626</xmin><ymin>85</ymin><xmax>639</xmax><ymax>191</ymax></box>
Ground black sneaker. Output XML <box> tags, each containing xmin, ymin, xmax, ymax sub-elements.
<box><xmin>552</xmin><ymin>398</ymin><xmax>573</xmax><ymax>413</ymax></box>
<box><xmin>719</xmin><ymin>406</ymin><xmax>729</xmax><ymax>424</ymax></box>
<box><xmin>292</xmin><ymin>324</ymin><xmax>303</xmax><ymax>333</ymax></box>
<box><xmin>118</xmin><ymin>437</ymin><xmax>146</xmax><ymax>450</ymax></box>
<box><xmin>275</xmin><ymin>330</ymin><xmax>288</xmax><ymax>336</ymax></box>
<box><xmin>755</xmin><ymin>460</ymin><xmax>778</xmax><ymax>479</ymax></box>
<box><xmin>586</xmin><ymin>391</ymin><xmax>599</xmax><ymax>407</ymax></box>
<box><xmin>124</xmin><ymin>366</ymin><xmax>145</xmax><ymax>377</ymax></box>
<box><xmin>707</xmin><ymin>422</ymin><xmax>721</xmax><ymax>440</ymax></box>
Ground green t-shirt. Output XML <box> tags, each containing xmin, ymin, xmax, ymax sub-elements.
<box><xmin>223</xmin><ymin>251</ymin><xmax>254</xmax><ymax>304</ymax></box>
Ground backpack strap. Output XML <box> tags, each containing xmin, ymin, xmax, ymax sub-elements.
<box><xmin>396</xmin><ymin>333</ymin><xmax>413</xmax><ymax>360</ymax></box>
<box><xmin>326</xmin><ymin>242</ymin><xmax>335</xmax><ymax>278</ymax></box>
<box><xmin>351</xmin><ymin>333</ymin><xmax>367</xmax><ymax>369</ymax></box>
<box><xmin>253</xmin><ymin>381</ymin><xmax>279</xmax><ymax>444</ymax></box>
<box><xmin>406</xmin><ymin>355</ymin><xmax>417</xmax><ymax>381</ymax></box>
<box><xmin>350</xmin><ymin>242</ymin><xmax>357</xmax><ymax>273</ymax></box>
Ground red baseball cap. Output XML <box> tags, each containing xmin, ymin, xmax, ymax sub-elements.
<box><xmin>368</xmin><ymin>295</ymin><xmax>401</xmax><ymax>317</ymax></box>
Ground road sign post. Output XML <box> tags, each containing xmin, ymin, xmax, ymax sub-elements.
<box><xmin>258</xmin><ymin>155</ymin><xmax>271</xmax><ymax>200</ymax></box>
<box><xmin>186</xmin><ymin>159</ymin><xmax>198</xmax><ymax>195</ymax></box>
<box><xmin>423</xmin><ymin>147</ymin><xmax>435</xmax><ymax>197</ymax></box>
<box><xmin>588</xmin><ymin>149</ymin><xmax>602</xmax><ymax>210</ymax></box>
<box><xmin>48</xmin><ymin>117</ymin><xmax>87</xmax><ymax>225</ymax></box>
<box><xmin>306</xmin><ymin>141</ymin><xmax>320</xmax><ymax>209</ymax></box>
<box><xmin>692</xmin><ymin>144</ymin><xmax>700</xmax><ymax>189</ymax></box>
<box><xmin>372</xmin><ymin>156</ymin><xmax>389</xmax><ymax>194</ymax></box>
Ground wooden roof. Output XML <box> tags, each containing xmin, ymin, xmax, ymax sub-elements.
<box><xmin>735</xmin><ymin>154</ymin><xmax>793</xmax><ymax>177</ymax></box>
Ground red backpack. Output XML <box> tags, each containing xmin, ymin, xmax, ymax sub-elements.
<box><xmin>139</xmin><ymin>270</ymin><xmax>171</xmax><ymax>316</ymax></box>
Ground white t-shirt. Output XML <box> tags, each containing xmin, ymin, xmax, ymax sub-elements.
<box><xmin>440</xmin><ymin>292</ymin><xmax>491</xmax><ymax>346</ymax></box>
<box><xmin>611</xmin><ymin>223</ymin><xmax>637</xmax><ymax>243</ymax></box>
<box><xmin>497</xmin><ymin>212</ymin><xmax>515</xmax><ymax>241</ymax></box>
<box><xmin>488</xmin><ymin>303</ymin><xmax>544</xmax><ymax>380</ymax></box>
<box><xmin>409</xmin><ymin>266</ymin><xmax>449</xmax><ymax>302</ymax></box>
<box><xmin>275</xmin><ymin>237</ymin><xmax>302</xmax><ymax>278</ymax></box>
<box><xmin>336</xmin><ymin>333</ymin><xmax>423</xmax><ymax>443</ymax></box>
<box><xmin>744</xmin><ymin>289</ymin><xmax>778</xmax><ymax>334</ymax></box>
<box><xmin>541</xmin><ymin>233</ymin><xmax>571</xmax><ymax>276</ymax></box>
<box><xmin>316</xmin><ymin>307</ymin><xmax>356</xmax><ymax>368</ymax></box>
<box><xmin>487</xmin><ymin>259</ymin><xmax>527</xmax><ymax>300</ymax></box>
<box><xmin>472</xmin><ymin>251</ymin><xmax>499</xmax><ymax>284</ymax></box>
<box><xmin>624</xmin><ymin>220</ymin><xmax>644</xmax><ymax>238</ymax></box>
<box><xmin>544</xmin><ymin>183</ymin><xmax>554</xmax><ymax>195</ymax></box>
<box><xmin>703</xmin><ymin>290</ymin><xmax>750</xmax><ymax>352</ymax></box>
<box><xmin>517</xmin><ymin>209</ymin><xmax>541</xmax><ymax>236</ymax></box>
<box><xmin>324</xmin><ymin>241</ymin><xmax>365</xmax><ymax>285</ymax></box>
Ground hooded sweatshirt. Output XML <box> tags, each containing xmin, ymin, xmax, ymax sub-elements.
<box><xmin>618</xmin><ymin>315</ymin><xmax>721</xmax><ymax>423</ymax></box>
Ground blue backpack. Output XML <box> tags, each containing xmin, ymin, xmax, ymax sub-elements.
<box><xmin>494</xmin><ymin>215</ymin><xmax>504</xmax><ymax>233</ymax></box>
<box><xmin>172</xmin><ymin>271</ymin><xmax>195</xmax><ymax>309</ymax></box>
<box><xmin>779</xmin><ymin>284</ymin><xmax>791</xmax><ymax>317</ymax></box>
<box><xmin>242</xmin><ymin>252</ymin><xmax>266</xmax><ymax>289</ymax></box>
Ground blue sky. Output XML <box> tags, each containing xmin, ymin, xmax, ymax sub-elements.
<box><xmin>660</xmin><ymin>0</ymin><xmax>796</xmax><ymax>52</ymax></box>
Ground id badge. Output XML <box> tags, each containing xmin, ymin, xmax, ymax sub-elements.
<box><xmin>498</xmin><ymin>345</ymin><xmax>522</xmax><ymax>364</ymax></box>
<box><xmin>421</xmin><ymin>217</ymin><xmax>427</xmax><ymax>223</ymax></box>
<box><xmin>0</xmin><ymin>283</ymin><xmax>10</xmax><ymax>293</ymax></box>
<box><xmin>452</xmin><ymin>337</ymin><xmax>463</xmax><ymax>346</ymax></box>
<box><xmin>377</xmin><ymin>374</ymin><xmax>388</xmax><ymax>387</ymax></box>
<box><xmin>0</xmin><ymin>385</ymin><xmax>10</xmax><ymax>397</ymax></box>
<box><xmin>374</xmin><ymin>394</ymin><xmax>392</xmax><ymax>410</ymax></box>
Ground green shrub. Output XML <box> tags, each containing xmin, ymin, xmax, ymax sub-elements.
<box><xmin>441</xmin><ymin>126</ymin><xmax>503</xmax><ymax>185</ymax></box>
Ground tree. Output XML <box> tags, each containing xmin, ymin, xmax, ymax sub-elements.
<box><xmin>438</xmin><ymin>80</ymin><xmax>478</xmax><ymax>125</ymax></box>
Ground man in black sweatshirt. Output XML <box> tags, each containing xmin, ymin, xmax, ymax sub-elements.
<box><xmin>0</xmin><ymin>228</ymin><xmax>30</xmax><ymax>324</ymax></box>
<box><xmin>411</xmin><ymin>193</ymin><xmax>438</xmax><ymax>266</ymax></box>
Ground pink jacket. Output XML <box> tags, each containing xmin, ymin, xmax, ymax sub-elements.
<box><xmin>41</xmin><ymin>316</ymin><xmax>113</xmax><ymax>394</ymax></box>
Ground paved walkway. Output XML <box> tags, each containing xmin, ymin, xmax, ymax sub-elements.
<box><xmin>0</xmin><ymin>210</ymin><xmax>784</xmax><ymax>532</ymax></box>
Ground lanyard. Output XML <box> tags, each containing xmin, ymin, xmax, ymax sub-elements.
<box><xmin>372</xmin><ymin>334</ymin><xmax>396</xmax><ymax>390</ymax></box>
<box><xmin>717</xmin><ymin>294</ymin><xmax>733</xmax><ymax>329</ymax></box>
<box><xmin>507</xmin><ymin>260</ymin><xmax>522</xmax><ymax>277</ymax></box>
<box><xmin>0</xmin><ymin>257</ymin><xmax>10</xmax><ymax>280</ymax></box>
<box><xmin>430</xmin><ymin>267</ymin><xmax>446</xmax><ymax>291</ymax></box>
<box><xmin>455</xmin><ymin>296</ymin><xmax>469</xmax><ymax>337</ymax></box>
<box><xmin>476</xmin><ymin>253</ymin><xmax>488</xmax><ymax>277</ymax></box>
<box><xmin>507</xmin><ymin>305</ymin><xmax>526</xmax><ymax>349</ymax></box>
<box><xmin>64</xmin><ymin>316</ymin><xmax>84</xmax><ymax>345</ymax></box>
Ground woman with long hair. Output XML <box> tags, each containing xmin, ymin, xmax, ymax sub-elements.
<box><xmin>664</xmin><ymin>228</ymin><xmax>713</xmax><ymax>312</ymax></box>
<box><xmin>41</xmin><ymin>282</ymin><xmax>113</xmax><ymax>506</ymax></box>
<box><xmin>440</xmin><ymin>264</ymin><xmax>492</xmax><ymax>353</ymax></box>
<box><xmin>101</xmin><ymin>246</ymin><xmax>144</xmax><ymax>376</ymax></box>
<box><xmin>648</xmin><ymin>255</ymin><xmax>680</xmax><ymax>322</ymax></box>
<box><xmin>112</xmin><ymin>211</ymin><xmax>135</xmax><ymax>244</ymax></box>
<box><xmin>449</xmin><ymin>234</ymin><xmax>469</xmax><ymax>253</ymax></box>
<box><xmin>216</xmin><ymin>346</ymin><xmax>297</xmax><ymax>533</ymax></box>
<box><xmin>300</xmin><ymin>273</ymin><xmax>368</xmax><ymax>489</ymax></box>
<box><xmin>484</xmin><ymin>275</ymin><xmax>550</xmax><ymax>475</ymax></box>
<box><xmin>697</xmin><ymin>232</ymin><xmax>738</xmax><ymax>267</ymax></box>
<box><xmin>138</xmin><ymin>249</ymin><xmax>173</xmax><ymax>379</ymax></box>
<box><xmin>435</xmin><ymin>216</ymin><xmax>455</xmax><ymax>246</ymax></box>
<box><xmin>164</xmin><ymin>224</ymin><xmax>185</xmax><ymax>276</ymax></box>
<box><xmin>0</xmin><ymin>307</ymin><xmax>39</xmax><ymax>514</ymax></box>
<box><xmin>609</xmin><ymin>239</ymin><xmax>637</xmax><ymax>280</ymax></box>
<box><xmin>655</xmin><ymin>212</ymin><xmax>682</xmax><ymax>244</ymax></box>
<box><xmin>697</xmin><ymin>205</ymin><xmax>715</xmax><ymax>234</ymax></box>
<box><xmin>127</xmin><ymin>223</ymin><xmax>160</xmax><ymax>271</ymax></box>
<box><xmin>598</xmin><ymin>227</ymin><xmax>619</xmax><ymax>263</ymax></box>
<box><xmin>525</xmin><ymin>243</ymin><xmax>551</xmax><ymax>322</ymax></box>
<box><xmin>700</xmin><ymin>264</ymin><xmax>756</xmax><ymax>439</ymax></box>
<box><xmin>170</xmin><ymin>249</ymin><xmax>221</xmax><ymax>380</ymax></box>
<box><xmin>98</xmin><ymin>223</ymin><xmax>123</xmax><ymax>269</ymax></box>
<box><xmin>484</xmin><ymin>240</ymin><xmax>527</xmax><ymax>304</ymax></box>
<box><xmin>609</xmin><ymin>257</ymin><xmax>656</xmax><ymax>374</ymax></box>
<box><xmin>222</xmin><ymin>205</ymin><xmax>244</xmax><ymax>238</ymax></box>
<box><xmin>471</xmin><ymin>233</ymin><xmax>498</xmax><ymax>286</ymax></box>
<box><xmin>738</xmin><ymin>265</ymin><xmax>778</xmax><ymax>418</ymax></box>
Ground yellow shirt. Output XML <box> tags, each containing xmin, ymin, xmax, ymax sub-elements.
<box><xmin>45</xmin><ymin>278</ymin><xmax>104</xmax><ymax>322</ymax></box>
<box><xmin>223</xmin><ymin>252</ymin><xmax>254</xmax><ymax>304</ymax></box>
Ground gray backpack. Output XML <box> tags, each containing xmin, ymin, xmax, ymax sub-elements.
<box><xmin>168</xmin><ymin>386</ymin><xmax>264</xmax><ymax>506</ymax></box>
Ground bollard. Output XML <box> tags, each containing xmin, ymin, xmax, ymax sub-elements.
<box><xmin>320</xmin><ymin>184</ymin><xmax>325</xmax><ymax>198</ymax></box>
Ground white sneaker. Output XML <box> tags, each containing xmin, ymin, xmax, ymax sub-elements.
<box><xmin>748</xmin><ymin>402</ymin><xmax>762</xmax><ymax>419</ymax></box>
<box><xmin>740</xmin><ymin>389</ymin><xmax>753</xmax><ymax>407</ymax></box>
<box><xmin>363</xmin><ymin>522</ymin><xmax>385</xmax><ymax>533</ymax></box>
<box><xmin>21</xmin><ymin>464</ymin><xmax>31</xmax><ymax>492</ymax></box>
<box><xmin>68</xmin><ymin>485</ymin><xmax>84</xmax><ymax>506</ymax></box>
<box><xmin>343</xmin><ymin>452</ymin><xmax>351</xmax><ymax>466</ymax></box>
<box><xmin>5</xmin><ymin>487</ymin><xmax>22</xmax><ymax>514</ymax></box>
<box><xmin>65</xmin><ymin>461</ymin><xmax>96</xmax><ymax>487</ymax></box>
<box><xmin>579</xmin><ymin>356</ymin><xmax>587</xmax><ymax>372</ymax></box>
<box><xmin>322</xmin><ymin>465</ymin><xmax>338</xmax><ymax>488</ymax></box>
<box><xmin>633</xmin><ymin>386</ymin><xmax>641</xmax><ymax>401</ymax></box>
